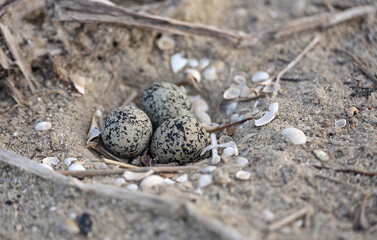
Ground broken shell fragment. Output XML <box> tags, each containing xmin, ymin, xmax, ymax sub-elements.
<box><xmin>188</xmin><ymin>59</ymin><xmax>199</xmax><ymax>68</ymax></box>
<box><xmin>185</xmin><ymin>68</ymin><xmax>201</xmax><ymax>82</ymax></box>
<box><xmin>113</xmin><ymin>178</ymin><xmax>126</xmax><ymax>186</ymax></box>
<box><xmin>170</xmin><ymin>53</ymin><xmax>188</xmax><ymax>73</ymax></box>
<box><xmin>140</xmin><ymin>175</ymin><xmax>164</xmax><ymax>189</ymax></box>
<box><xmin>157</xmin><ymin>35</ymin><xmax>175</xmax><ymax>51</ymax></box>
<box><xmin>313</xmin><ymin>150</ymin><xmax>329</xmax><ymax>161</ymax></box>
<box><xmin>335</xmin><ymin>119</ymin><xmax>347</xmax><ymax>128</ymax></box>
<box><xmin>123</xmin><ymin>170</ymin><xmax>154</xmax><ymax>181</ymax></box>
<box><xmin>175</xmin><ymin>174</ymin><xmax>188</xmax><ymax>183</ymax></box>
<box><xmin>226</xmin><ymin>102</ymin><xmax>238</xmax><ymax>116</ymax></box>
<box><xmin>234</xmin><ymin>75</ymin><xmax>246</xmax><ymax>85</ymax></box>
<box><xmin>223</xmin><ymin>86</ymin><xmax>241</xmax><ymax>99</ymax></box>
<box><xmin>35</xmin><ymin>121</ymin><xmax>52</xmax><ymax>132</ymax></box>
<box><xmin>199</xmin><ymin>58</ymin><xmax>210</xmax><ymax>69</ymax></box>
<box><xmin>126</xmin><ymin>184</ymin><xmax>139</xmax><ymax>191</ymax></box>
<box><xmin>345</xmin><ymin>107</ymin><xmax>359</xmax><ymax>118</ymax></box>
<box><xmin>235</xmin><ymin>170</ymin><xmax>251</xmax><ymax>180</ymax></box>
<box><xmin>203</xmin><ymin>67</ymin><xmax>217</xmax><ymax>80</ymax></box>
<box><xmin>200</xmin><ymin>166</ymin><xmax>217</xmax><ymax>173</ymax></box>
<box><xmin>236</xmin><ymin>157</ymin><xmax>249</xmax><ymax>167</ymax></box>
<box><xmin>282</xmin><ymin>128</ymin><xmax>307</xmax><ymax>145</ymax></box>
<box><xmin>42</xmin><ymin>157</ymin><xmax>59</xmax><ymax>166</ymax></box>
<box><xmin>71</xmin><ymin>74</ymin><xmax>86</xmax><ymax>94</ymax></box>
<box><xmin>63</xmin><ymin>157</ymin><xmax>76</xmax><ymax>167</ymax></box>
<box><xmin>68</xmin><ymin>164</ymin><xmax>86</xmax><ymax>171</ymax></box>
<box><xmin>268</xmin><ymin>102</ymin><xmax>279</xmax><ymax>113</ymax></box>
<box><xmin>197</xmin><ymin>174</ymin><xmax>213</xmax><ymax>188</ymax></box>
<box><xmin>223</xmin><ymin>147</ymin><xmax>236</xmax><ymax>156</ymax></box>
<box><xmin>252</xmin><ymin>71</ymin><xmax>270</xmax><ymax>82</ymax></box>
<box><xmin>254</xmin><ymin>102</ymin><xmax>279</xmax><ymax>126</ymax></box>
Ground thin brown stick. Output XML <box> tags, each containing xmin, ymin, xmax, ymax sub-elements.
<box><xmin>0</xmin><ymin>24</ymin><xmax>40</xmax><ymax>93</ymax></box>
<box><xmin>58</xmin><ymin>169</ymin><xmax>125</xmax><ymax>177</ymax></box>
<box><xmin>312</xmin><ymin>165</ymin><xmax>377</xmax><ymax>176</ymax></box>
<box><xmin>207</xmin><ymin>116</ymin><xmax>254</xmax><ymax>133</ymax></box>
<box><xmin>0</xmin><ymin>148</ymin><xmax>246</xmax><ymax>240</ymax></box>
<box><xmin>335</xmin><ymin>48</ymin><xmax>377</xmax><ymax>84</ymax></box>
<box><xmin>56</xmin><ymin>0</ymin><xmax>375</xmax><ymax>48</ymax></box>
<box><xmin>268</xmin><ymin>207</ymin><xmax>309</xmax><ymax>231</ymax></box>
<box><xmin>272</xmin><ymin>34</ymin><xmax>321</xmax><ymax>98</ymax></box>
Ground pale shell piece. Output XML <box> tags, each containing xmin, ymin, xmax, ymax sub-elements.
<box><xmin>126</xmin><ymin>184</ymin><xmax>139</xmax><ymax>191</ymax></box>
<box><xmin>63</xmin><ymin>157</ymin><xmax>76</xmax><ymax>167</ymax></box>
<box><xmin>203</xmin><ymin>67</ymin><xmax>217</xmax><ymax>80</ymax></box>
<box><xmin>61</xmin><ymin>218</ymin><xmax>80</xmax><ymax>234</ymax></box>
<box><xmin>188</xmin><ymin>59</ymin><xmax>199</xmax><ymax>68</ymax></box>
<box><xmin>199</xmin><ymin>58</ymin><xmax>210</xmax><ymax>69</ymax></box>
<box><xmin>209</xmin><ymin>133</ymin><xmax>221</xmax><ymax>165</ymax></box>
<box><xmin>113</xmin><ymin>178</ymin><xmax>126</xmax><ymax>186</ymax></box>
<box><xmin>157</xmin><ymin>34</ymin><xmax>175</xmax><ymax>51</ymax></box>
<box><xmin>71</xmin><ymin>74</ymin><xmax>86</xmax><ymax>94</ymax></box>
<box><xmin>41</xmin><ymin>163</ymin><xmax>53</xmax><ymax>171</ymax></box>
<box><xmin>236</xmin><ymin>157</ymin><xmax>249</xmax><ymax>167</ymax></box>
<box><xmin>345</xmin><ymin>107</ymin><xmax>359</xmax><ymax>117</ymax></box>
<box><xmin>35</xmin><ymin>121</ymin><xmax>52</xmax><ymax>132</ymax></box>
<box><xmin>200</xmin><ymin>141</ymin><xmax>237</xmax><ymax>156</ymax></box>
<box><xmin>262</xmin><ymin>84</ymin><xmax>275</xmax><ymax>93</ymax></box>
<box><xmin>197</xmin><ymin>174</ymin><xmax>213</xmax><ymax>188</ymax></box>
<box><xmin>252</xmin><ymin>71</ymin><xmax>270</xmax><ymax>82</ymax></box>
<box><xmin>268</xmin><ymin>102</ymin><xmax>279</xmax><ymax>114</ymax></box>
<box><xmin>200</xmin><ymin>166</ymin><xmax>217</xmax><ymax>173</ymax></box>
<box><xmin>223</xmin><ymin>147</ymin><xmax>236</xmax><ymax>156</ymax></box>
<box><xmin>175</xmin><ymin>174</ymin><xmax>188</xmax><ymax>183</ymax></box>
<box><xmin>123</xmin><ymin>170</ymin><xmax>153</xmax><ymax>181</ymax></box>
<box><xmin>258</xmin><ymin>78</ymin><xmax>273</xmax><ymax>86</ymax></box>
<box><xmin>254</xmin><ymin>111</ymin><xmax>276</xmax><ymax>126</ymax></box>
<box><xmin>140</xmin><ymin>175</ymin><xmax>164</xmax><ymax>189</ymax></box>
<box><xmin>96</xmin><ymin>162</ymin><xmax>107</xmax><ymax>170</ymax></box>
<box><xmin>234</xmin><ymin>75</ymin><xmax>246</xmax><ymax>84</ymax></box>
<box><xmin>226</xmin><ymin>102</ymin><xmax>238</xmax><ymax>116</ymax></box>
<box><xmin>192</xmin><ymin>98</ymin><xmax>209</xmax><ymax>112</ymax></box>
<box><xmin>68</xmin><ymin>164</ymin><xmax>86</xmax><ymax>171</ymax></box>
<box><xmin>194</xmin><ymin>109</ymin><xmax>211</xmax><ymax>125</ymax></box>
<box><xmin>335</xmin><ymin>119</ymin><xmax>347</xmax><ymax>128</ymax></box>
<box><xmin>235</xmin><ymin>170</ymin><xmax>251</xmax><ymax>180</ymax></box>
<box><xmin>87</xmin><ymin>116</ymin><xmax>101</xmax><ymax>144</ymax></box>
<box><xmin>91</xmin><ymin>0</ymin><xmax>115</xmax><ymax>6</ymax></box>
<box><xmin>230</xmin><ymin>114</ymin><xmax>239</xmax><ymax>123</ymax></box>
<box><xmin>164</xmin><ymin>178</ymin><xmax>175</xmax><ymax>185</ymax></box>
<box><xmin>313</xmin><ymin>150</ymin><xmax>329</xmax><ymax>161</ymax></box>
<box><xmin>282</xmin><ymin>128</ymin><xmax>307</xmax><ymax>145</ymax></box>
<box><xmin>170</xmin><ymin>53</ymin><xmax>188</xmax><ymax>73</ymax></box>
<box><xmin>42</xmin><ymin>157</ymin><xmax>59</xmax><ymax>166</ymax></box>
<box><xmin>211</xmin><ymin>155</ymin><xmax>221</xmax><ymax>165</ymax></box>
<box><xmin>185</xmin><ymin>68</ymin><xmax>201</xmax><ymax>82</ymax></box>
<box><xmin>240</xmin><ymin>86</ymin><xmax>257</xmax><ymax>98</ymax></box>
<box><xmin>202</xmin><ymin>123</ymin><xmax>219</xmax><ymax>131</ymax></box>
<box><xmin>223</xmin><ymin>86</ymin><xmax>241</xmax><ymax>99</ymax></box>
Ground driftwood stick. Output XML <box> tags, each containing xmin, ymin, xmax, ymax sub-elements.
<box><xmin>56</xmin><ymin>0</ymin><xmax>375</xmax><ymax>48</ymax></box>
<box><xmin>0</xmin><ymin>148</ymin><xmax>246</xmax><ymax>240</ymax></box>
<box><xmin>268</xmin><ymin>207</ymin><xmax>310</xmax><ymax>231</ymax></box>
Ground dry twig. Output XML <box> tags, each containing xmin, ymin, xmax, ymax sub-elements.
<box><xmin>0</xmin><ymin>148</ymin><xmax>246</xmax><ymax>240</ymax></box>
<box><xmin>272</xmin><ymin>34</ymin><xmax>321</xmax><ymax>98</ymax></box>
<box><xmin>313</xmin><ymin>165</ymin><xmax>377</xmax><ymax>176</ymax></box>
<box><xmin>207</xmin><ymin>116</ymin><xmax>254</xmax><ymax>133</ymax></box>
<box><xmin>268</xmin><ymin>207</ymin><xmax>312</xmax><ymax>231</ymax></box>
<box><xmin>56</xmin><ymin>0</ymin><xmax>375</xmax><ymax>48</ymax></box>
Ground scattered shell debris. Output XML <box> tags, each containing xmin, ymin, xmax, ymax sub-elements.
<box><xmin>251</xmin><ymin>71</ymin><xmax>270</xmax><ymax>82</ymax></box>
<box><xmin>199</xmin><ymin>58</ymin><xmax>210</xmax><ymax>69</ymax></box>
<box><xmin>64</xmin><ymin>158</ymin><xmax>76</xmax><ymax>167</ymax></box>
<box><xmin>197</xmin><ymin>174</ymin><xmax>213</xmax><ymax>188</ymax></box>
<box><xmin>223</xmin><ymin>85</ymin><xmax>241</xmax><ymax>99</ymax></box>
<box><xmin>200</xmin><ymin>166</ymin><xmax>217</xmax><ymax>173</ymax></box>
<box><xmin>254</xmin><ymin>102</ymin><xmax>279</xmax><ymax>127</ymax></box>
<box><xmin>203</xmin><ymin>66</ymin><xmax>217</xmax><ymax>80</ymax></box>
<box><xmin>282</xmin><ymin>128</ymin><xmax>307</xmax><ymax>145</ymax></box>
<box><xmin>235</xmin><ymin>170</ymin><xmax>251</xmax><ymax>180</ymax></box>
<box><xmin>236</xmin><ymin>157</ymin><xmax>249</xmax><ymax>167</ymax></box>
<box><xmin>35</xmin><ymin>121</ymin><xmax>52</xmax><ymax>132</ymax></box>
<box><xmin>70</xmin><ymin>74</ymin><xmax>86</xmax><ymax>95</ymax></box>
<box><xmin>126</xmin><ymin>184</ymin><xmax>139</xmax><ymax>191</ymax></box>
<box><xmin>201</xmin><ymin>140</ymin><xmax>238</xmax><ymax>156</ymax></box>
<box><xmin>345</xmin><ymin>106</ymin><xmax>359</xmax><ymax>117</ymax></box>
<box><xmin>209</xmin><ymin>133</ymin><xmax>221</xmax><ymax>165</ymax></box>
<box><xmin>156</xmin><ymin>34</ymin><xmax>175</xmax><ymax>51</ymax></box>
<box><xmin>140</xmin><ymin>175</ymin><xmax>164</xmax><ymax>189</ymax></box>
<box><xmin>68</xmin><ymin>164</ymin><xmax>86</xmax><ymax>171</ymax></box>
<box><xmin>113</xmin><ymin>178</ymin><xmax>126</xmax><ymax>187</ymax></box>
<box><xmin>185</xmin><ymin>68</ymin><xmax>201</xmax><ymax>82</ymax></box>
<box><xmin>123</xmin><ymin>170</ymin><xmax>153</xmax><ymax>181</ymax></box>
<box><xmin>188</xmin><ymin>59</ymin><xmax>199</xmax><ymax>68</ymax></box>
<box><xmin>164</xmin><ymin>178</ymin><xmax>175</xmax><ymax>185</ymax></box>
<box><xmin>335</xmin><ymin>119</ymin><xmax>347</xmax><ymax>128</ymax></box>
<box><xmin>175</xmin><ymin>174</ymin><xmax>188</xmax><ymax>183</ymax></box>
<box><xmin>313</xmin><ymin>150</ymin><xmax>329</xmax><ymax>161</ymax></box>
<box><xmin>42</xmin><ymin>157</ymin><xmax>59</xmax><ymax>166</ymax></box>
<box><xmin>170</xmin><ymin>53</ymin><xmax>188</xmax><ymax>73</ymax></box>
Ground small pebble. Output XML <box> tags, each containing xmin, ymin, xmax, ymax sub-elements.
<box><xmin>263</xmin><ymin>209</ymin><xmax>275</xmax><ymax>221</ymax></box>
<box><xmin>200</xmin><ymin>166</ymin><xmax>217</xmax><ymax>173</ymax></box>
<box><xmin>64</xmin><ymin>158</ymin><xmax>77</xmax><ymax>167</ymax></box>
<box><xmin>35</xmin><ymin>121</ymin><xmax>52</xmax><ymax>131</ymax></box>
<box><xmin>236</xmin><ymin>157</ymin><xmax>249</xmax><ymax>167</ymax></box>
<box><xmin>203</xmin><ymin>67</ymin><xmax>217</xmax><ymax>80</ymax></box>
<box><xmin>335</xmin><ymin>119</ymin><xmax>347</xmax><ymax>128</ymax></box>
<box><xmin>199</xmin><ymin>58</ymin><xmax>210</xmax><ymax>69</ymax></box>
<box><xmin>235</xmin><ymin>170</ymin><xmax>251</xmax><ymax>180</ymax></box>
<box><xmin>68</xmin><ymin>164</ymin><xmax>86</xmax><ymax>171</ymax></box>
<box><xmin>126</xmin><ymin>184</ymin><xmax>139</xmax><ymax>191</ymax></box>
<box><xmin>251</xmin><ymin>71</ymin><xmax>269</xmax><ymax>82</ymax></box>
<box><xmin>282</xmin><ymin>128</ymin><xmax>307</xmax><ymax>145</ymax></box>
<box><xmin>223</xmin><ymin>147</ymin><xmax>236</xmax><ymax>156</ymax></box>
<box><xmin>124</xmin><ymin>170</ymin><xmax>153</xmax><ymax>181</ymax></box>
<box><xmin>42</xmin><ymin>157</ymin><xmax>59</xmax><ymax>166</ymax></box>
<box><xmin>164</xmin><ymin>178</ymin><xmax>175</xmax><ymax>185</ymax></box>
<box><xmin>188</xmin><ymin>59</ymin><xmax>199</xmax><ymax>68</ymax></box>
<box><xmin>175</xmin><ymin>174</ymin><xmax>188</xmax><ymax>183</ymax></box>
<box><xmin>313</xmin><ymin>150</ymin><xmax>329</xmax><ymax>161</ymax></box>
<box><xmin>113</xmin><ymin>178</ymin><xmax>126</xmax><ymax>186</ymax></box>
<box><xmin>197</xmin><ymin>174</ymin><xmax>213</xmax><ymax>188</ymax></box>
<box><xmin>140</xmin><ymin>175</ymin><xmax>164</xmax><ymax>189</ymax></box>
<box><xmin>95</xmin><ymin>162</ymin><xmax>107</xmax><ymax>170</ymax></box>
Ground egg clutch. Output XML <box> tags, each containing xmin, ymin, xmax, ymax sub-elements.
<box><xmin>101</xmin><ymin>82</ymin><xmax>208</xmax><ymax>165</ymax></box>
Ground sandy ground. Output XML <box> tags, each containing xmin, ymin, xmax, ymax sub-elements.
<box><xmin>0</xmin><ymin>0</ymin><xmax>376</xmax><ymax>239</ymax></box>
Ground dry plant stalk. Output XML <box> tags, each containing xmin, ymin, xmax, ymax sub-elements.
<box><xmin>268</xmin><ymin>207</ymin><xmax>312</xmax><ymax>231</ymax></box>
<box><xmin>56</xmin><ymin>0</ymin><xmax>375</xmax><ymax>48</ymax></box>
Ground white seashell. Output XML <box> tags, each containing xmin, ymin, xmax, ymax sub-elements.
<box><xmin>87</xmin><ymin>129</ymin><xmax>101</xmax><ymax>143</ymax></box>
<box><xmin>175</xmin><ymin>174</ymin><xmax>188</xmax><ymax>183</ymax></box>
<box><xmin>335</xmin><ymin>119</ymin><xmax>347</xmax><ymax>128</ymax></box>
<box><xmin>254</xmin><ymin>111</ymin><xmax>276</xmax><ymax>126</ymax></box>
<box><xmin>185</xmin><ymin>68</ymin><xmax>201</xmax><ymax>82</ymax></box>
<box><xmin>234</xmin><ymin>75</ymin><xmax>246</xmax><ymax>85</ymax></box>
<box><xmin>252</xmin><ymin>71</ymin><xmax>269</xmax><ymax>82</ymax></box>
<box><xmin>282</xmin><ymin>128</ymin><xmax>307</xmax><ymax>145</ymax></box>
<box><xmin>201</xmin><ymin>141</ymin><xmax>237</xmax><ymax>156</ymax></box>
<box><xmin>68</xmin><ymin>164</ymin><xmax>86</xmax><ymax>171</ymax></box>
<box><xmin>230</xmin><ymin>114</ymin><xmax>239</xmax><ymax>123</ymax></box>
<box><xmin>157</xmin><ymin>35</ymin><xmax>175</xmax><ymax>51</ymax></box>
<box><xmin>164</xmin><ymin>178</ymin><xmax>175</xmax><ymax>185</ymax></box>
<box><xmin>262</xmin><ymin>84</ymin><xmax>275</xmax><ymax>93</ymax></box>
<box><xmin>63</xmin><ymin>158</ymin><xmax>76</xmax><ymax>167</ymax></box>
<box><xmin>263</xmin><ymin>209</ymin><xmax>275</xmax><ymax>221</ymax></box>
<box><xmin>258</xmin><ymin>78</ymin><xmax>273</xmax><ymax>86</ymax></box>
<box><xmin>223</xmin><ymin>147</ymin><xmax>236</xmax><ymax>156</ymax></box>
<box><xmin>236</xmin><ymin>157</ymin><xmax>249</xmax><ymax>167</ymax></box>
<box><xmin>235</xmin><ymin>170</ymin><xmax>251</xmax><ymax>180</ymax></box>
<box><xmin>35</xmin><ymin>121</ymin><xmax>52</xmax><ymax>132</ymax></box>
<box><xmin>268</xmin><ymin>102</ymin><xmax>279</xmax><ymax>113</ymax></box>
<box><xmin>113</xmin><ymin>178</ymin><xmax>126</xmax><ymax>186</ymax></box>
<box><xmin>42</xmin><ymin>157</ymin><xmax>59</xmax><ymax>166</ymax></box>
<box><xmin>236</xmin><ymin>115</ymin><xmax>244</xmax><ymax>122</ymax></box>
<box><xmin>240</xmin><ymin>86</ymin><xmax>257</xmax><ymax>98</ymax></box>
<box><xmin>96</xmin><ymin>162</ymin><xmax>107</xmax><ymax>170</ymax></box>
<box><xmin>192</xmin><ymin>98</ymin><xmax>209</xmax><ymax>112</ymax></box>
<box><xmin>140</xmin><ymin>175</ymin><xmax>164</xmax><ymax>189</ymax></box>
<box><xmin>313</xmin><ymin>150</ymin><xmax>329</xmax><ymax>161</ymax></box>
<box><xmin>200</xmin><ymin>166</ymin><xmax>217</xmax><ymax>173</ymax></box>
<box><xmin>223</xmin><ymin>86</ymin><xmax>241</xmax><ymax>99</ymax></box>
<box><xmin>199</xmin><ymin>58</ymin><xmax>210</xmax><ymax>69</ymax></box>
<box><xmin>188</xmin><ymin>59</ymin><xmax>199</xmax><ymax>68</ymax></box>
<box><xmin>209</xmin><ymin>133</ymin><xmax>221</xmax><ymax>165</ymax></box>
<box><xmin>226</xmin><ymin>102</ymin><xmax>238</xmax><ymax>116</ymax></box>
<box><xmin>202</xmin><ymin>123</ymin><xmax>219</xmax><ymax>131</ymax></box>
<box><xmin>197</xmin><ymin>174</ymin><xmax>213</xmax><ymax>188</ymax></box>
<box><xmin>123</xmin><ymin>170</ymin><xmax>153</xmax><ymax>181</ymax></box>
<box><xmin>41</xmin><ymin>163</ymin><xmax>53</xmax><ymax>171</ymax></box>
<box><xmin>126</xmin><ymin>184</ymin><xmax>139</xmax><ymax>191</ymax></box>
<box><xmin>170</xmin><ymin>53</ymin><xmax>188</xmax><ymax>73</ymax></box>
<box><xmin>90</xmin><ymin>0</ymin><xmax>115</xmax><ymax>6</ymax></box>
<box><xmin>203</xmin><ymin>67</ymin><xmax>217</xmax><ymax>80</ymax></box>
<box><xmin>71</xmin><ymin>74</ymin><xmax>86</xmax><ymax>94</ymax></box>
<box><xmin>194</xmin><ymin>110</ymin><xmax>211</xmax><ymax>125</ymax></box>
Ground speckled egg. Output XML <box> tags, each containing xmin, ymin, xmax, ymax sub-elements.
<box><xmin>140</xmin><ymin>82</ymin><xmax>193</xmax><ymax>127</ymax></box>
<box><xmin>102</xmin><ymin>106</ymin><xmax>153</xmax><ymax>158</ymax></box>
<box><xmin>150</xmin><ymin>115</ymin><xmax>208</xmax><ymax>164</ymax></box>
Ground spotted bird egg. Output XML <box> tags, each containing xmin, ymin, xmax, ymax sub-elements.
<box><xmin>140</xmin><ymin>82</ymin><xmax>193</xmax><ymax>128</ymax></box>
<box><xmin>102</xmin><ymin>106</ymin><xmax>153</xmax><ymax>158</ymax></box>
<box><xmin>150</xmin><ymin>115</ymin><xmax>208</xmax><ymax>164</ymax></box>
